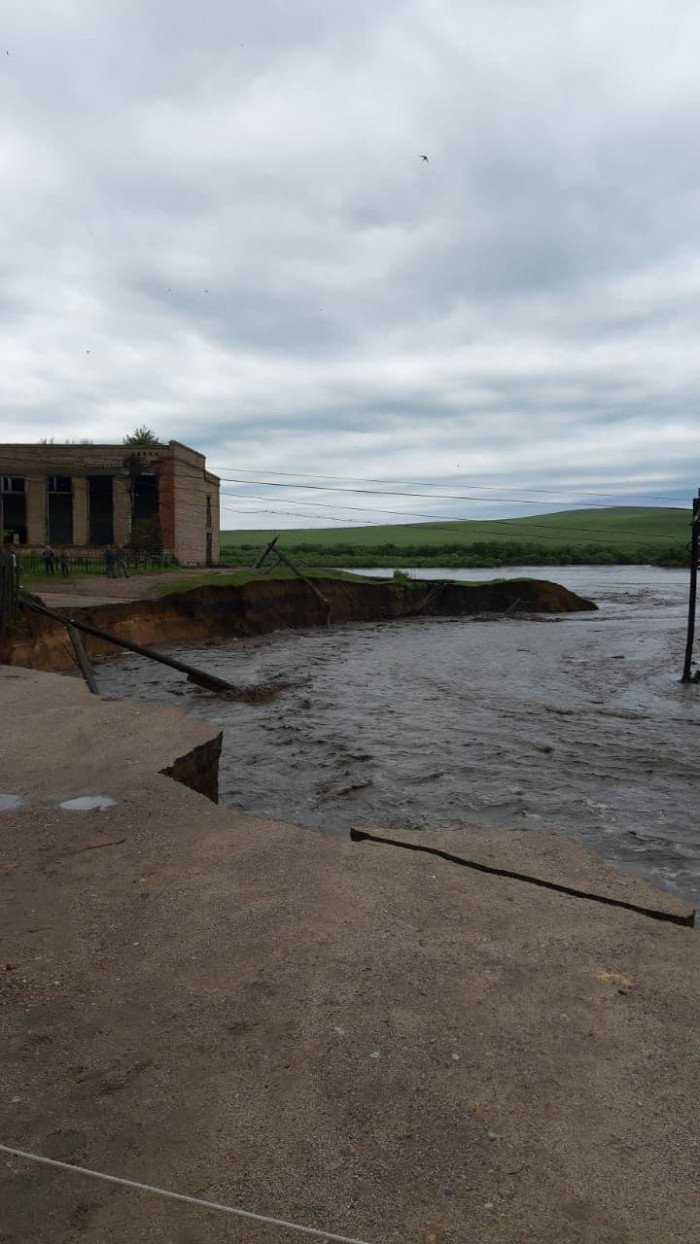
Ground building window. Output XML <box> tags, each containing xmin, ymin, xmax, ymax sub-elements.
<box><xmin>133</xmin><ymin>473</ymin><xmax>159</xmax><ymax>521</ymax></box>
<box><xmin>88</xmin><ymin>475</ymin><xmax>114</xmax><ymax>545</ymax></box>
<box><xmin>206</xmin><ymin>495</ymin><xmax>212</xmax><ymax>528</ymax></box>
<box><xmin>0</xmin><ymin>477</ymin><xmax>27</xmax><ymax>543</ymax></box>
<box><xmin>47</xmin><ymin>475</ymin><xmax>72</xmax><ymax>493</ymax></box>
<box><xmin>47</xmin><ymin>476</ymin><xmax>73</xmax><ymax>545</ymax></box>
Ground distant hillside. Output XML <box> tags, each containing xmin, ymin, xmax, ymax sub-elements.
<box><xmin>221</xmin><ymin>507</ymin><xmax>691</xmax><ymax>568</ymax></box>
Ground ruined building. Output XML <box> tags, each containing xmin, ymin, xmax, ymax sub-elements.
<box><xmin>0</xmin><ymin>441</ymin><xmax>220</xmax><ymax>565</ymax></box>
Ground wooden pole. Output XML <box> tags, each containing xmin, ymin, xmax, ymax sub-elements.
<box><xmin>681</xmin><ymin>494</ymin><xmax>700</xmax><ymax>683</ymax></box>
<box><xmin>253</xmin><ymin>536</ymin><xmax>279</xmax><ymax>570</ymax></box>
<box><xmin>273</xmin><ymin>547</ymin><xmax>332</xmax><ymax>618</ymax></box>
<box><xmin>66</xmin><ymin>623</ymin><xmax>99</xmax><ymax>695</ymax></box>
<box><xmin>253</xmin><ymin>535</ymin><xmax>332</xmax><ymax>621</ymax></box>
<box><xmin>20</xmin><ymin>595</ymin><xmax>238</xmax><ymax>694</ymax></box>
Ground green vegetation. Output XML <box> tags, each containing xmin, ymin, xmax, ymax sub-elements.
<box><xmin>129</xmin><ymin>516</ymin><xmax>163</xmax><ymax>554</ymax></box>
<box><xmin>152</xmin><ymin>567</ymin><xmax>381</xmax><ymax>595</ymax></box>
<box><xmin>220</xmin><ymin>507</ymin><xmax>691</xmax><ymax>570</ymax></box>
<box><xmin>124</xmin><ymin>425</ymin><xmax>159</xmax><ymax>447</ymax></box>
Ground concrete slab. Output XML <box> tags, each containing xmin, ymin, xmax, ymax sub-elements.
<box><xmin>1</xmin><ymin>671</ymin><xmax>698</xmax><ymax>1244</ymax></box>
<box><xmin>1</xmin><ymin>666</ymin><xmax>221</xmax><ymax>802</ymax></box>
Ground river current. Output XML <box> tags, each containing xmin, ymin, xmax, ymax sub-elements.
<box><xmin>94</xmin><ymin>566</ymin><xmax>700</xmax><ymax>909</ymax></box>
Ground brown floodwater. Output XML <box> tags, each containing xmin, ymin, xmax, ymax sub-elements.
<box><xmin>94</xmin><ymin>566</ymin><xmax>700</xmax><ymax>909</ymax></box>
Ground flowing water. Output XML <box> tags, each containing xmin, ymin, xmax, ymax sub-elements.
<box><xmin>94</xmin><ymin>566</ymin><xmax>700</xmax><ymax>909</ymax></box>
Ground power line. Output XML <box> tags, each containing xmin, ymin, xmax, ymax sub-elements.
<box><xmin>211</xmin><ymin>463</ymin><xmax>690</xmax><ymax>504</ymax></box>
<box><xmin>221</xmin><ymin>503</ymin><xmax>384</xmax><ymax>526</ymax></box>
<box><xmin>221</xmin><ymin>489</ymin><xmax>463</xmax><ymax>521</ymax></box>
<box><xmin>217</xmin><ymin>472</ymin><xmax>690</xmax><ymax>512</ymax></box>
<box><xmin>219</xmin><ymin>491</ymin><xmax>687</xmax><ymax>544</ymax></box>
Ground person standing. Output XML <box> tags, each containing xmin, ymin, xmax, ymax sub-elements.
<box><xmin>59</xmin><ymin>548</ymin><xmax>70</xmax><ymax>577</ymax></box>
<box><xmin>115</xmin><ymin>546</ymin><xmax>129</xmax><ymax>577</ymax></box>
<box><xmin>104</xmin><ymin>545</ymin><xmax>116</xmax><ymax>577</ymax></box>
<box><xmin>42</xmin><ymin>545</ymin><xmax>55</xmax><ymax>575</ymax></box>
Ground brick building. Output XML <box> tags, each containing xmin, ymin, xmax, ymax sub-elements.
<box><xmin>0</xmin><ymin>441</ymin><xmax>220</xmax><ymax>566</ymax></box>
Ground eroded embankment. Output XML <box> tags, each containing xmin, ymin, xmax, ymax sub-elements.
<box><xmin>1</xmin><ymin>576</ymin><xmax>596</xmax><ymax>673</ymax></box>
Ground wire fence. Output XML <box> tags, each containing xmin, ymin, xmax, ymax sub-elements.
<box><xmin>16</xmin><ymin>550</ymin><xmax>179</xmax><ymax>577</ymax></box>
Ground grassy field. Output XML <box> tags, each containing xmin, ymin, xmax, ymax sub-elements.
<box><xmin>151</xmin><ymin>567</ymin><xmax>380</xmax><ymax>594</ymax></box>
<box><xmin>220</xmin><ymin>507</ymin><xmax>690</xmax><ymax>569</ymax></box>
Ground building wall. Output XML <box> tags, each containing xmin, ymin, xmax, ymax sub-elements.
<box><xmin>206</xmin><ymin>471</ymin><xmax>220</xmax><ymax>565</ymax></box>
<box><xmin>169</xmin><ymin>443</ymin><xmax>212</xmax><ymax>565</ymax></box>
<box><xmin>113</xmin><ymin>477</ymin><xmax>131</xmax><ymax>547</ymax></box>
<box><xmin>72</xmin><ymin>477</ymin><xmax>89</xmax><ymax>545</ymax></box>
<box><xmin>25</xmin><ymin>476</ymin><xmax>47</xmax><ymax>546</ymax></box>
<box><xmin>158</xmin><ymin>456</ymin><xmax>177</xmax><ymax>553</ymax></box>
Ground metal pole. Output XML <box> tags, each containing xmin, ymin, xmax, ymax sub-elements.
<box><xmin>681</xmin><ymin>493</ymin><xmax>700</xmax><ymax>683</ymax></box>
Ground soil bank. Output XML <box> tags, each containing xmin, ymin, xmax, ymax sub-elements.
<box><xmin>0</xmin><ymin>575</ymin><xmax>595</xmax><ymax>673</ymax></box>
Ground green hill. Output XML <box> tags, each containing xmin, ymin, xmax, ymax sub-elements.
<box><xmin>221</xmin><ymin>507</ymin><xmax>690</xmax><ymax>569</ymax></box>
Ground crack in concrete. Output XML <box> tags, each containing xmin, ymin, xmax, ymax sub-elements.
<box><xmin>349</xmin><ymin>828</ymin><xmax>695</xmax><ymax>927</ymax></box>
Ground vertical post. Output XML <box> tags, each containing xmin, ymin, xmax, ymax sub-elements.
<box><xmin>681</xmin><ymin>492</ymin><xmax>700</xmax><ymax>683</ymax></box>
<box><xmin>0</xmin><ymin>544</ymin><xmax>19</xmax><ymax>630</ymax></box>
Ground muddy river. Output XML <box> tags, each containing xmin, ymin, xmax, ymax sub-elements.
<box><xmin>95</xmin><ymin>566</ymin><xmax>700</xmax><ymax>909</ymax></box>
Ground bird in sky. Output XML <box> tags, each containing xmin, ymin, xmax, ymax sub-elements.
<box><xmin>419</xmin><ymin>154</ymin><xmax>429</xmax><ymax>162</ymax></box>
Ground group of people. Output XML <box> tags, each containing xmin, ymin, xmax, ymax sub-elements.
<box><xmin>103</xmin><ymin>545</ymin><xmax>130</xmax><ymax>577</ymax></box>
<box><xmin>41</xmin><ymin>544</ymin><xmax>130</xmax><ymax>577</ymax></box>
<box><xmin>40</xmin><ymin>546</ymin><xmax>70</xmax><ymax>576</ymax></box>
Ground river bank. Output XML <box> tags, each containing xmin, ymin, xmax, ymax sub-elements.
<box><xmin>0</xmin><ymin>573</ymin><xmax>594</xmax><ymax>673</ymax></box>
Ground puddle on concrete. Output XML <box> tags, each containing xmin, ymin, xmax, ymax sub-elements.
<box><xmin>0</xmin><ymin>795</ymin><xmax>24</xmax><ymax>811</ymax></box>
<box><xmin>59</xmin><ymin>796</ymin><xmax>117</xmax><ymax>812</ymax></box>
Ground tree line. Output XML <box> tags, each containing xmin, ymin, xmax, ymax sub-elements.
<box><xmin>223</xmin><ymin>539</ymin><xmax>688</xmax><ymax>569</ymax></box>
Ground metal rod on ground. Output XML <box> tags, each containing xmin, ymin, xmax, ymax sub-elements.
<box><xmin>253</xmin><ymin>535</ymin><xmax>279</xmax><ymax>569</ymax></box>
<box><xmin>681</xmin><ymin>492</ymin><xmax>700</xmax><ymax>683</ymax></box>
<box><xmin>66</xmin><ymin>623</ymin><xmax>99</xmax><ymax>695</ymax></box>
<box><xmin>19</xmin><ymin>595</ymin><xmax>237</xmax><ymax>694</ymax></box>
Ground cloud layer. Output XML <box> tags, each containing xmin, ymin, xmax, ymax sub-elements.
<box><xmin>1</xmin><ymin>0</ymin><xmax>698</xmax><ymax>525</ymax></box>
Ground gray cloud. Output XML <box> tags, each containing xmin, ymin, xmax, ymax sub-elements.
<box><xmin>1</xmin><ymin>0</ymin><xmax>698</xmax><ymax>526</ymax></box>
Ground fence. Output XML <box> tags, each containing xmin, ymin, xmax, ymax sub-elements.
<box><xmin>16</xmin><ymin>550</ymin><xmax>179</xmax><ymax>576</ymax></box>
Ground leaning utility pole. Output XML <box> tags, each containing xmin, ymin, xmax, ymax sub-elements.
<box><xmin>680</xmin><ymin>490</ymin><xmax>700</xmax><ymax>683</ymax></box>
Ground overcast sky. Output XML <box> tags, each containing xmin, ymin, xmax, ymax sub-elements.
<box><xmin>1</xmin><ymin>0</ymin><xmax>698</xmax><ymax>528</ymax></box>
